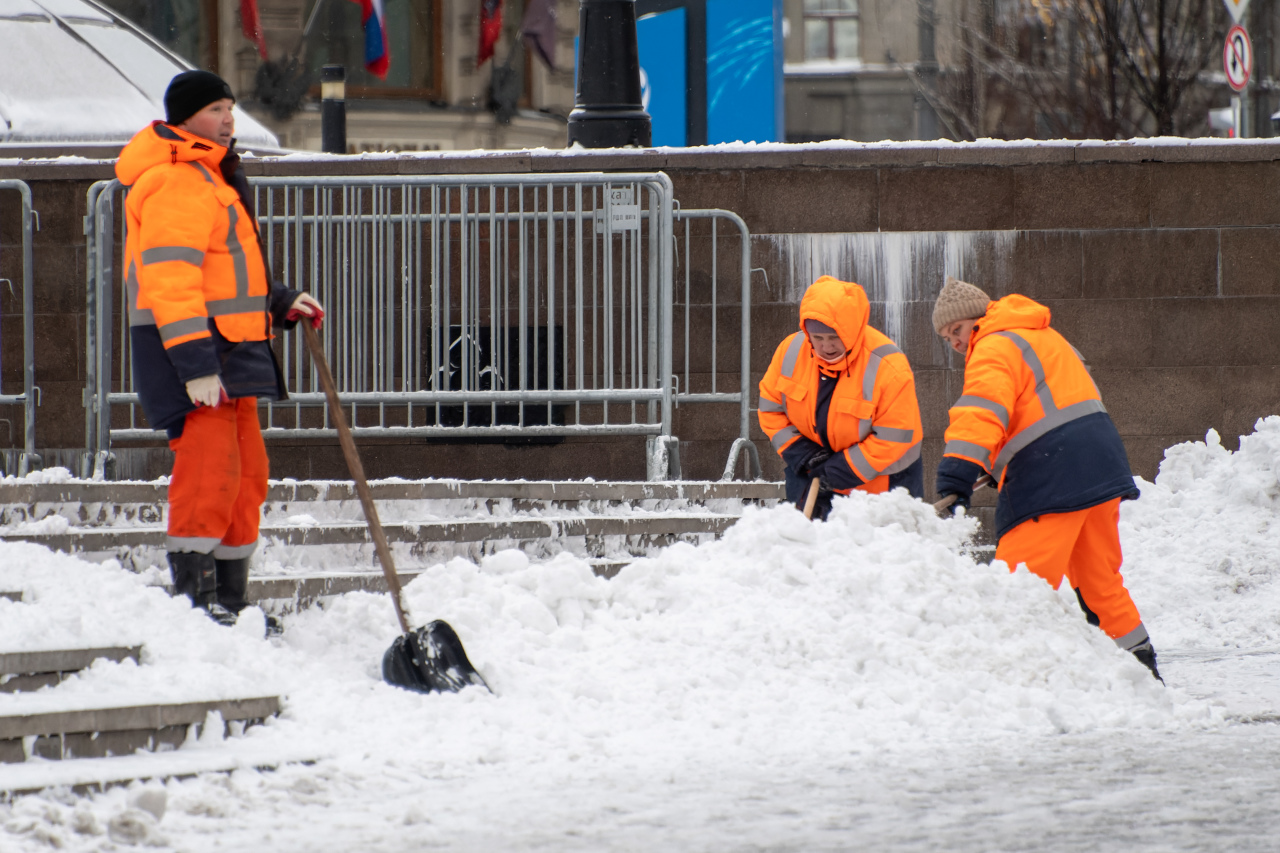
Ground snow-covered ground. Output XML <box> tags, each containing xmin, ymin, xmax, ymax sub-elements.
<box><xmin>4</xmin><ymin>421</ymin><xmax>1280</xmax><ymax>851</ymax></box>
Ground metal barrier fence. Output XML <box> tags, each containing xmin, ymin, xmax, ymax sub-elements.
<box><xmin>0</xmin><ymin>180</ymin><xmax>38</xmax><ymax>476</ymax></box>
<box><xmin>85</xmin><ymin>172</ymin><xmax>756</xmax><ymax>481</ymax></box>
<box><xmin>673</xmin><ymin>208</ymin><xmax>760</xmax><ymax>480</ymax></box>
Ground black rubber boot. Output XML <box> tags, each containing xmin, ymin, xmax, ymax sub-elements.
<box><xmin>1131</xmin><ymin>642</ymin><xmax>1164</xmax><ymax>684</ymax></box>
<box><xmin>167</xmin><ymin>551</ymin><xmax>236</xmax><ymax>626</ymax></box>
<box><xmin>217</xmin><ymin>556</ymin><xmax>282</xmax><ymax>635</ymax></box>
<box><xmin>214</xmin><ymin>557</ymin><xmax>251</xmax><ymax>614</ymax></box>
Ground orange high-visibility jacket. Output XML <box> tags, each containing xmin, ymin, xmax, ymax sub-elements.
<box><xmin>115</xmin><ymin>121</ymin><xmax>298</xmax><ymax>434</ymax></box>
<box><xmin>117</xmin><ymin>121</ymin><xmax>271</xmax><ymax>352</ymax></box>
<box><xmin>940</xmin><ymin>294</ymin><xmax>1136</xmax><ymax>536</ymax></box>
<box><xmin>758</xmin><ymin>276</ymin><xmax>922</xmax><ymax>494</ymax></box>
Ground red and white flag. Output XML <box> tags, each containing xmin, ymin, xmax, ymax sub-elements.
<box><xmin>348</xmin><ymin>0</ymin><xmax>390</xmax><ymax>79</ymax></box>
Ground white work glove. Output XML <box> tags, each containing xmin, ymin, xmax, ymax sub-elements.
<box><xmin>286</xmin><ymin>293</ymin><xmax>325</xmax><ymax>329</ymax></box>
<box><xmin>185</xmin><ymin>374</ymin><xmax>225</xmax><ymax>408</ymax></box>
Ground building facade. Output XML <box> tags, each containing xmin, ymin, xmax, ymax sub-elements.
<box><xmin>100</xmin><ymin>0</ymin><xmax>580</xmax><ymax>152</ymax></box>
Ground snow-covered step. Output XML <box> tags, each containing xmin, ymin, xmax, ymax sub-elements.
<box><xmin>247</xmin><ymin>562</ymin><xmax>629</xmax><ymax>609</ymax></box>
<box><xmin>0</xmin><ymin>647</ymin><xmax>142</xmax><ymax>693</ymax></box>
<box><xmin>0</xmin><ymin>478</ymin><xmax>784</xmax><ymax>509</ymax></box>
<box><xmin>0</xmin><ymin>745</ymin><xmax>320</xmax><ymax>796</ymax></box>
<box><xmin>0</xmin><ymin>696</ymin><xmax>280</xmax><ymax>764</ymax></box>
<box><xmin>3</xmin><ymin>514</ymin><xmax>739</xmax><ymax>552</ymax></box>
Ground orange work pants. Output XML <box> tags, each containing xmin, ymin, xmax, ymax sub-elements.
<box><xmin>994</xmin><ymin>498</ymin><xmax>1146</xmax><ymax>646</ymax></box>
<box><xmin>166</xmin><ymin>397</ymin><xmax>268</xmax><ymax>559</ymax></box>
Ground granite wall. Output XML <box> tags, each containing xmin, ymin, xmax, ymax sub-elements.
<box><xmin>3</xmin><ymin>140</ymin><xmax>1279</xmax><ymax>490</ymax></box>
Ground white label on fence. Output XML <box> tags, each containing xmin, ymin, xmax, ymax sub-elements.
<box><xmin>608</xmin><ymin>187</ymin><xmax>640</xmax><ymax>232</ymax></box>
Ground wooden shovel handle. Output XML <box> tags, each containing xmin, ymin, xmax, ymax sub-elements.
<box><xmin>802</xmin><ymin>477</ymin><xmax>821</xmax><ymax>520</ymax></box>
<box><xmin>301</xmin><ymin>322</ymin><xmax>412</xmax><ymax>634</ymax></box>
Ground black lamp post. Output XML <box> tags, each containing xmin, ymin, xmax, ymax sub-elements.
<box><xmin>567</xmin><ymin>0</ymin><xmax>652</xmax><ymax>148</ymax></box>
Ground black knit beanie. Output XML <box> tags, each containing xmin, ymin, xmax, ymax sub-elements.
<box><xmin>164</xmin><ymin>70</ymin><xmax>235</xmax><ymax>126</ymax></box>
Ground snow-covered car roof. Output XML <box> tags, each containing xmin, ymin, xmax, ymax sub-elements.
<box><xmin>0</xmin><ymin>0</ymin><xmax>278</xmax><ymax>150</ymax></box>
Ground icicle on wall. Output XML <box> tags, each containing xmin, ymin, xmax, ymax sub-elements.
<box><xmin>760</xmin><ymin>231</ymin><xmax>1018</xmax><ymax>345</ymax></box>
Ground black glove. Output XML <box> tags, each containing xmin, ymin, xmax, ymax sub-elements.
<box><xmin>799</xmin><ymin>448</ymin><xmax>832</xmax><ymax>480</ymax></box>
<box><xmin>938</xmin><ymin>491</ymin><xmax>970</xmax><ymax>515</ymax></box>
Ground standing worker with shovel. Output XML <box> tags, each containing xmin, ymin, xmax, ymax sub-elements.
<box><xmin>758</xmin><ymin>276</ymin><xmax>924</xmax><ymax>521</ymax></box>
<box><xmin>116</xmin><ymin>71</ymin><xmax>324</xmax><ymax>625</ymax></box>
<box><xmin>932</xmin><ymin>276</ymin><xmax>1162</xmax><ymax>681</ymax></box>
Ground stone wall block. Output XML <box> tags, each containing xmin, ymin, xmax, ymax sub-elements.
<box><xmin>1219</xmin><ymin>365</ymin><xmax>1280</xmax><ymax>446</ymax></box>
<box><xmin>1220</xmin><ymin>227</ymin><xmax>1280</xmax><ymax>296</ymax></box>
<box><xmin>914</xmin><ymin>368</ymin><xmax>952</xmax><ymax>438</ymax></box>
<box><xmin>737</xmin><ymin>169</ymin><xmax>877</xmax><ymax>234</ymax></box>
<box><xmin>1043</xmin><ymin>298</ymin><xmax>1153</xmax><ymax>368</ymax></box>
<box><xmin>878</xmin><ymin>166</ymin><xmax>1017</xmax><ymax>232</ymax></box>
<box><xmin>1081</xmin><ymin>230</ymin><xmax>1217</xmax><ymax>299</ymax></box>
<box><xmin>1091</xmin><ymin>367</ymin><xmax>1221</xmax><ymax>436</ymax></box>
<box><xmin>1013</xmin><ymin>164</ymin><xmax>1150</xmax><ymax>231</ymax></box>
<box><xmin>1149</xmin><ymin>162</ymin><xmax>1280</xmax><ymax>228</ymax></box>
<box><xmin>1150</xmin><ymin>297</ymin><xmax>1280</xmax><ymax>367</ymax></box>
<box><xmin>1012</xmin><ymin>231</ymin><xmax>1083</xmax><ymax>299</ymax></box>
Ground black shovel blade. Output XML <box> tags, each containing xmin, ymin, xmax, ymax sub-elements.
<box><xmin>381</xmin><ymin>620</ymin><xmax>490</xmax><ymax>694</ymax></box>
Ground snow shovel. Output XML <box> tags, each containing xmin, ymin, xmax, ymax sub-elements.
<box><xmin>301</xmin><ymin>323</ymin><xmax>489</xmax><ymax>694</ymax></box>
<box><xmin>933</xmin><ymin>474</ymin><xmax>994</xmax><ymax>513</ymax></box>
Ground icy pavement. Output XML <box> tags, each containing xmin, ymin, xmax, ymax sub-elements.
<box><xmin>6</xmin><ymin>421</ymin><xmax>1280</xmax><ymax>851</ymax></box>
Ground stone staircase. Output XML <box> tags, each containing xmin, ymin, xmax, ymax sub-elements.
<box><xmin>0</xmin><ymin>477</ymin><xmax>780</xmax><ymax>794</ymax></box>
<box><xmin>0</xmin><ymin>478</ymin><xmax>784</xmax><ymax>608</ymax></box>
<box><xmin>0</xmin><ymin>645</ymin><xmax>285</xmax><ymax>795</ymax></box>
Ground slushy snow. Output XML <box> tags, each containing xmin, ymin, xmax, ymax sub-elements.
<box><xmin>5</xmin><ymin>422</ymin><xmax>1280</xmax><ymax>850</ymax></box>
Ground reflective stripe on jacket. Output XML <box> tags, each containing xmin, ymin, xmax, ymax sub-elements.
<box><xmin>943</xmin><ymin>294</ymin><xmax>1137</xmax><ymax>536</ymax></box>
<box><xmin>758</xmin><ymin>276</ymin><xmax>922</xmax><ymax>495</ymax></box>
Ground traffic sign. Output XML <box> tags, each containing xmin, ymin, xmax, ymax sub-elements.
<box><xmin>1224</xmin><ymin>0</ymin><xmax>1251</xmax><ymax>24</ymax></box>
<box><xmin>1225</xmin><ymin>25</ymin><xmax>1252</xmax><ymax>91</ymax></box>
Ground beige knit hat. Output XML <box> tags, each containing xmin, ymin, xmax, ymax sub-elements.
<box><xmin>932</xmin><ymin>276</ymin><xmax>992</xmax><ymax>334</ymax></box>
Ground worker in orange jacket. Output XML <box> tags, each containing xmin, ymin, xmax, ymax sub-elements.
<box><xmin>932</xmin><ymin>276</ymin><xmax>1160</xmax><ymax>681</ymax></box>
<box><xmin>759</xmin><ymin>276</ymin><xmax>923</xmax><ymax>520</ymax></box>
<box><xmin>116</xmin><ymin>71</ymin><xmax>324</xmax><ymax>625</ymax></box>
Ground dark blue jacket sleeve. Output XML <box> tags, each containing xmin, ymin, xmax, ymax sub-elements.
<box><xmin>270</xmin><ymin>279</ymin><xmax>302</xmax><ymax>330</ymax></box>
<box><xmin>936</xmin><ymin>456</ymin><xmax>985</xmax><ymax>501</ymax></box>
<box><xmin>166</xmin><ymin>333</ymin><xmax>220</xmax><ymax>383</ymax></box>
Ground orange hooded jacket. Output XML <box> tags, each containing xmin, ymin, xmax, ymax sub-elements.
<box><xmin>939</xmin><ymin>294</ymin><xmax>1137</xmax><ymax>536</ymax></box>
<box><xmin>117</xmin><ymin>121</ymin><xmax>271</xmax><ymax>352</ymax></box>
<box><xmin>758</xmin><ymin>276</ymin><xmax>922</xmax><ymax>495</ymax></box>
<box><xmin>115</xmin><ymin>121</ymin><xmax>298</xmax><ymax>434</ymax></box>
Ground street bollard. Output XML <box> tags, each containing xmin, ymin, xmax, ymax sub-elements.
<box><xmin>567</xmin><ymin>0</ymin><xmax>651</xmax><ymax>148</ymax></box>
<box><xmin>321</xmin><ymin>64</ymin><xmax>347</xmax><ymax>154</ymax></box>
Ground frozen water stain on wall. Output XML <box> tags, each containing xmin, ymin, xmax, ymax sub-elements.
<box><xmin>759</xmin><ymin>231</ymin><xmax>1018</xmax><ymax>344</ymax></box>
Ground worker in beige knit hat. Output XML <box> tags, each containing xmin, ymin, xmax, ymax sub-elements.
<box><xmin>932</xmin><ymin>276</ymin><xmax>1161</xmax><ymax>681</ymax></box>
<box><xmin>932</xmin><ymin>275</ymin><xmax>993</xmax><ymax>354</ymax></box>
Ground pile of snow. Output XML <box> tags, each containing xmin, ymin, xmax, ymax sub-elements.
<box><xmin>2</xmin><ymin>489</ymin><xmax>1191</xmax><ymax>743</ymax></box>
<box><xmin>1122</xmin><ymin>418</ymin><xmax>1280</xmax><ymax>649</ymax></box>
<box><xmin>0</xmin><ymin>482</ymin><xmax>1222</xmax><ymax>848</ymax></box>
<box><xmin>0</xmin><ymin>466</ymin><xmax>76</xmax><ymax>485</ymax></box>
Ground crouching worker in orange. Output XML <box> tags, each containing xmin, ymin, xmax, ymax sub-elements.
<box><xmin>116</xmin><ymin>71</ymin><xmax>325</xmax><ymax>625</ymax></box>
<box><xmin>932</xmin><ymin>277</ymin><xmax>1160</xmax><ymax>681</ymax></box>
<box><xmin>759</xmin><ymin>276</ymin><xmax>923</xmax><ymax>521</ymax></box>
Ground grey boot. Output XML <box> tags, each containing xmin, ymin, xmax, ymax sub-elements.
<box><xmin>167</xmin><ymin>551</ymin><xmax>237</xmax><ymax>626</ymax></box>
